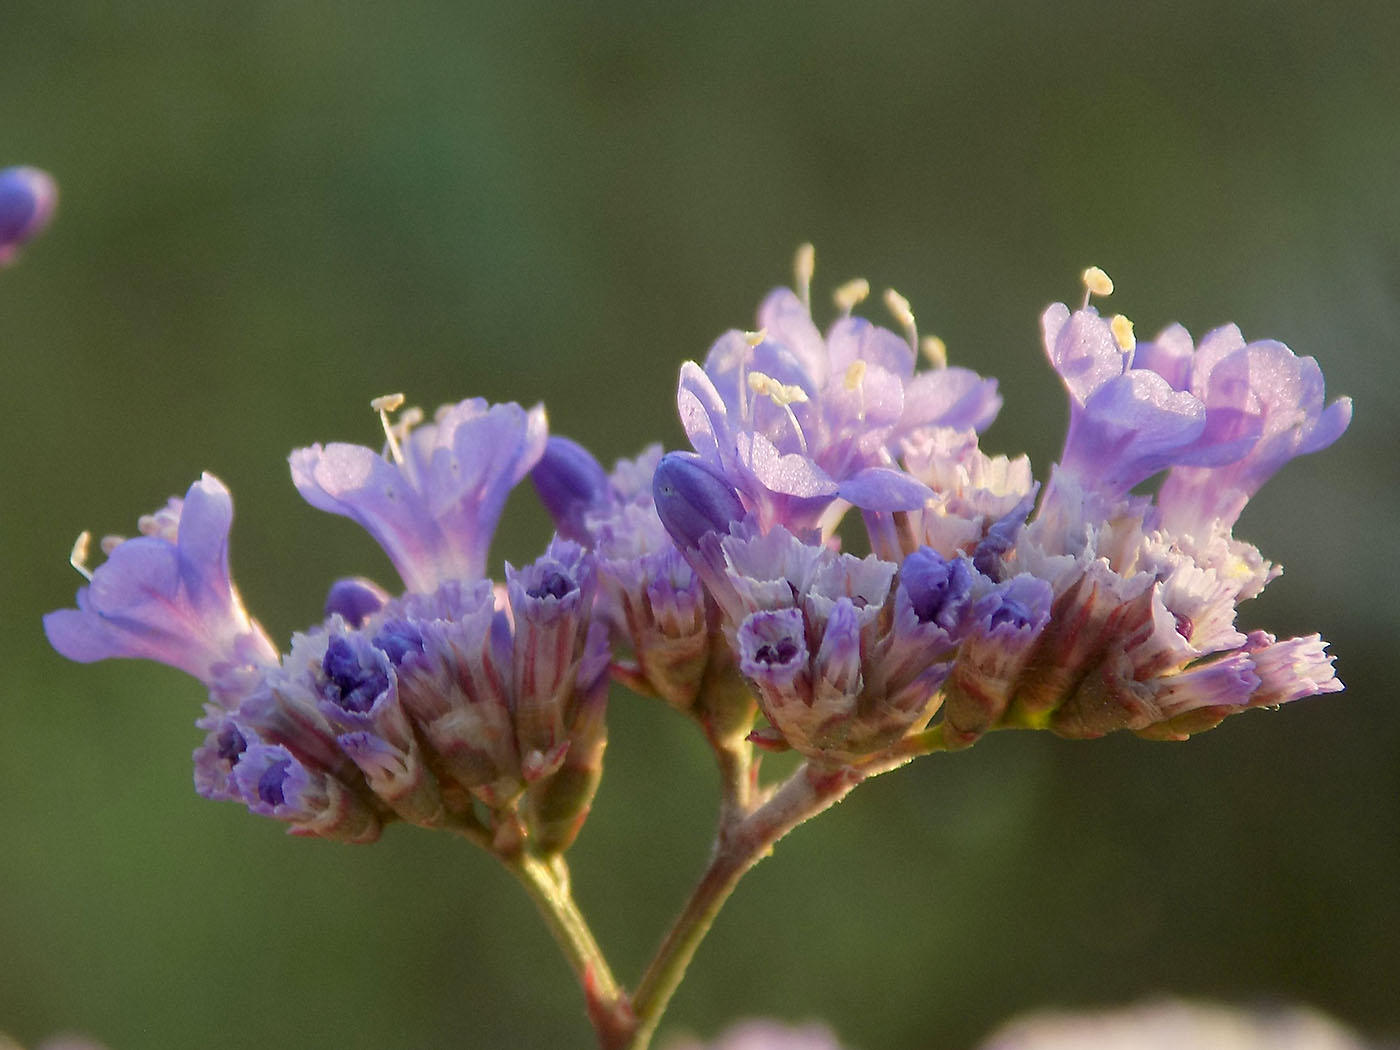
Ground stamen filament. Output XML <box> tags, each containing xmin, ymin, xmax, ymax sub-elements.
<box><xmin>920</xmin><ymin>335</ymin><xmax>948</xmax><ymax>369</ymax></box>
<box><xmin>372</xmin><ymin>392</ymin><xmax>407</xmax><ymax>466</ymax></box>
<box><xmin>833</xmin><ymin>277</ymin><xmax>870</xmax><ymax>317</ymax></box>
<box><xmin>794</xmin><ymin>243</ymin><xmax>815</xmax><ymax>310</ymax></box>
<box><xmin>884</xmin><ymin>288</ymin><xmax>918</xmax><ymax>355</ymax></box>
<box><xmin>69</xmin><ymin>531</ymin><xmax>94</xmax><ymax>581</ymax></box>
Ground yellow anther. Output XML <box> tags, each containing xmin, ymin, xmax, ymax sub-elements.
<box><xmin>744</xmin><ymin>328</ymin><xmax>768</xmax><ymax>348</ymax></box>
<box><xmin>1081</xmin><ymin>266</ymin><xmax>1114</xmax><ymax>299</ymax></box>
<box><xmin>371</xmin><ymin>392</ymin><xmax>405</xmax><ymax>413</ymax></box>
<box><xmin>833</xmin><ymin>277</ymin><xmax>871</xmax><ymax>314</ymax></box>
<box><xmin>884</xmin><ymin>287</ymin><xmax>920</xmax><ymax>353</ymax></box>
<box><xmin>844</xmin><ymin>360</ymin><xmax>867</xmax><ymax>391</ymax></box>
<box><xmin>748</xmin><ymin>371</ymin><xmax>809</xmax><ymax>407</ymax></box>
<box><xmin>920</xmin><ymin>335</ymin><xmax>948</xmax><ymax>369</ymax></box>
<box><xmin>884</xmin><ymin>288</ymin><xmax>913</xmax><ymax>327</ymax></box>
<box><xmin>69</xmin><ymin>531</ymin><xmax>94</xmax><ymax>581</ymax></box>
<box><xmin>1111</xmin><ymin>314</ymin><xmax>1136</xmax><ymax>352</ymax></box>
<box><xmin>794</xmin><ymin>243</ymin><xmax>815</xmax><ymax>309</ymax></box>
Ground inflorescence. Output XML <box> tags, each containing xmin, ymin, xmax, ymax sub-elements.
<box><xmin>46</xmin><ymin>250</ymin><xmax>1351</xmax><ymax>848</ymax></box>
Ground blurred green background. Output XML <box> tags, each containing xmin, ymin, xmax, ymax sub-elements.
<box><xmin>2</xmin><ymin>2</ymin><xmax>1397</xmax><ymax>1048</ymax></box>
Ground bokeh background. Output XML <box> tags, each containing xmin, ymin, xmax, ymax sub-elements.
<box><xmin>2</xmin><ymin>3</ymin><xmax>1397</xmax><ymax>1049</ymax></box>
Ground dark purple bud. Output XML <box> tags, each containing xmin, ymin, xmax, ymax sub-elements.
<box><xmin>972</xmin><ymin>494</ymin><xmax>1034</xmax><ymax>580</ymax></box>
<box><xmin>532</xmin><ymin>435</ymin><xmax>609</xmax><ymax>543</ymax></box>
<box><xmin>256</xmin><ymin>756</ymin><xmax>293</xmax><ymax>807</ymax></box>
<box><xmin>899</xmin><ymin>548</ymin><xmax>973</xmax><ymax>631</ymax></box>
<box><xmin>324</xmin><ymin>576</ymin><xmax>390</xmax><ymax>627</ymax></box>
<box><xmin>372</xmin><ymin>618</ymin><xmax>425</xmax><ymax>666</ymax></box>
<box><xmin>988</xmin><ymin>597</ymin><xmax>1034</xmax><ymax>631</ymax></box>
<box><xmin>321</xmin><ymin>637</ymin><xmax>390</xmax><ymax>714</ymax></box>
<box><xmin>526</xmin><ymin>570</ymin><xmax>576</xmax><ymax>601</ymax></box>
<box><xmin>653</xmin><ymin>451</ymin><xmax>745</xmax><ymax>550</ymax></box>
<box><xmin>216</xmin><ymin>722</ymin><xmax>249</xmax><ymax>764</ymax></box>
<box><xmin>0</xmin><ymin>166</ymin><xmax>57</xmax><ymax>265</ymax></box>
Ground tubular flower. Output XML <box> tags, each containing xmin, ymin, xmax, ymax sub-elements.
<box><xmin>678</xmin><ymin>246</ymin><xmax>1000</xmax><ymax>535</ymax></box>
<box><xmin>43</xmin><ymin>474</ymin><xmax>278</xmax><ymax>703</ymax></box>
<box><xmin>290</xmin><ymin>395</ymin><xmax>547</xmax><ymax>593</ymax></box>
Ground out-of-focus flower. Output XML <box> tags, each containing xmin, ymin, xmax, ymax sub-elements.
<box><xmin>0</xmin><ymin>1035</ymin><xmax>111</xmax><ymax>1050</ymax></box>
<box><xmin>0</xmin><ymin>164</ymin><xmax>58</xmax><ymax>266</ymax></box>
<box><xmin>663</xmin><ymin>1018</ymin><xmax>855</xmax><ymax>1050</ymax></box>
<box><xmin>978</xmin><ymin>999</ymin><xmax>1372</xmax><ymax>1050</ymax></box>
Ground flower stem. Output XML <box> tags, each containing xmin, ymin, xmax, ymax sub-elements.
<box><xmin>505</xmin><ymin>852</ymin><xmax>634</xmax><ymax>1048</ymax></box>
<box><xmin>625</xmin><ymin>761</ymin><xmax>866</xmax><ymax>1050</ymax></box>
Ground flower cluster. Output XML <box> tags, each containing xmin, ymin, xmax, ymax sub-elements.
<box><xmin>49</xmin><ymin>257</ymin><xmax>1349</xmax><ymax>845</ymax></box>
<box><xmin>47</xmin><ymin>398</ymin><xmax>608</xmax><ymax>851</ymax></box>
<box><xmin>47</xmin><ymin>254</ymin><xmax>1350</xmax><ymax>847</ymax></box>
<box><xmin>41</xmin><ymin>245</ymin><xmax>1355</xmax><ymax>1050</ymax></box>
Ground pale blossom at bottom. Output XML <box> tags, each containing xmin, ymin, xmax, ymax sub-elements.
<box><xmin>977</xmin><ymin>999</ymin><xmax>1372</xmax><ymax>1050</ymax></box>
<box><xmin>664</xmin><ymin>1019</ymin><xmax>855</xmax><ymax>1050</ymax></box>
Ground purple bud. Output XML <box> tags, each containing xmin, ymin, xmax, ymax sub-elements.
<box><xmin>372</xmin><ymin>618</ymin><xmax>425</xmax><ymax>667</ymax></box>
<box><xmin>531</xmin><ymin>435</ymin><xmax>609</xmax><ymax>543</ymax></box>
<box><xmin>324</xmin><ymin>576</ymin><xmax>390</xmax><ymax>627</ymax></box>
<box><xmin>653</xmin><ymin>451</ymin><xmax>745</xmax><ymax>549</ymax></box>
<box><xmin>321</xmin><ymin>636</ymin><xmax>390</xmax><ymax>714</ymax></box>
<box><xmin>898</xmin><ymin>548</ymin><xmax>973</xmax><ymax>632</ymax></box>
<box><xmin>0</xmin><ymin>165</ymin><xmax>58</xmax><ymax>265</ymax></box>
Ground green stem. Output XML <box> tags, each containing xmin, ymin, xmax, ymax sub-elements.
<box><xmin>506</xmin><ymin>853</ymin><xmax>634</xmax><ymax>1048</ymax></box>
<box><xmin>624</xmin><ymin>733</ymin><xmax>949</xmax><ymax>1050</ymax></box>
<box><xmin>625</xmin><ymin>761</ymin><xmax>865</xmax><ymax>1050</ymax></box>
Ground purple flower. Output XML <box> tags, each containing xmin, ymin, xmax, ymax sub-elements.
<box><xmin>290</xmin><ymin>397</ymin><xmax>547</xmax><ymax>593</ymax></box>
<box><xmin>0</xmin><ymin>165</ymin><xmax>58</xmax><ymax>266</ymax></box>
<box><xmin>506</xmin><ymin>538</ymin><xmax>598</xmax><ymax>773</ymax></box>
<box><xmin>231</xmin><ymin>741</ymin><xmax>380</xmax><ymax>843</ymax></box>
<box><xmin>1153</xmin><ymin>330</ymin><xmax>1352</xmax><ymax>531</ymax></box>
<box><xmin>1043</xmin><ymin>304</ymin><xmax>1218</xmax><ymax>496</ymax></box>
<box><xmin>323</xmin><ymin>576</ymin><xmax>391</xmax><ymax>627</ymax></box>
<box><xmin>653</xmin><ymin>451</ymin><xmax>747</xmax><ymax>551</ymax></box>
<box><xmin>44</xmin><ymin>474</ymin><xmax>277</xmax><ymax>698</ymax></box>
<box><xmin>678</xmin><ymin>253</ymin><xmax>999</xmax><ymax>533</ymax></box>
<box><xmin>1042</xmin><ymin>301</ymin><xmax>1350</xmax><ymax>514</ymax></box>
<box><xmin>531</xmin><ymin>434</ymin><xmax>611</xmax><ymax>544</ymax></box>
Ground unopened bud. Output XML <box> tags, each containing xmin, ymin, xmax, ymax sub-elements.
<box><xmin>531</xmin><ymin>435</ymin><xmax>609</xmax><ymax>543</ymax></box>
<box><xmin>652</xmin><ymin>452</ymin><xmax>746</xmax><ymax>549</ymax></box>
